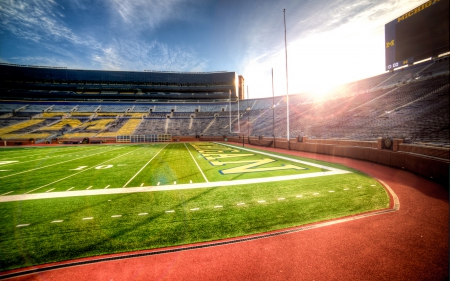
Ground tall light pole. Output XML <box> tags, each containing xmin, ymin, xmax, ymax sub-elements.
<box><xmin>272</xmin><ymin>67</ymin><xmax>275</xmax><ymax>148</ymax></box>
<box><xmin>247</xmin><ymin>85</ymin><xmax>250</xmax><ymax>143</ymax></box>
<box><xmin>283</xmin><ymin>9</ymin><xmax>290</xmax><ymax>150</ymax></box>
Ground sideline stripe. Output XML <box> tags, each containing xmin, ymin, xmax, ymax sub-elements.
<box><xmin>122</xmin><ymin>144</ymin><xmax>168</xmax><ymax>188</ymax></box>
<box><xmin>1</xmin><ymin>169</ymin><xmax>352</xmax><ymax>202</ymax></box>
<box><xmin>24</xmin><ymin>147</ymin><xmax>143</xmax><ymax>194</ymax></box>
<box><xmin>184</xmin><ymin>143</ymin><xmax>209</xmax><ymax>183</ymax></box>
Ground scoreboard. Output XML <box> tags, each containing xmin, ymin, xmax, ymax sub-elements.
<box><xmin>385</xmin><ymin>0</ymin><xmax>449</xmax><ymax>71</ymax></box>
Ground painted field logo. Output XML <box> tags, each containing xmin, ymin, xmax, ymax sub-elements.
<box><xmin>192</xmin><ymin>144</ymin><xmax>305</xmax><ymax>175</ymax></box>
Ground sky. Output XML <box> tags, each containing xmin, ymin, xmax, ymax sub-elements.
<box><xmin>0</xmin><ymin>0</ymin><xmax>426</xmax><ymax>98</ymax></box>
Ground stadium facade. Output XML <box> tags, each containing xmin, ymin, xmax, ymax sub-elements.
<box><xmin>0</xmin><ymin>64</ymin><xmax>239</xmax><ymax>101</ymax></box>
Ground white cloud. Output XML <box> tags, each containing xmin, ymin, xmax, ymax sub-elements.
<box><xmin>93</xmin><ymin>40</ymin><xmax>208</xmax><ymax>72</ymax></box>
<box><xmin>107</xmin><ymin>0</ymin><xmax>205</xmax><ymax>29</ymax></box>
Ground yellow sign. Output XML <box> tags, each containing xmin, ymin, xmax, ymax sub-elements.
<box><xmin>386</xmin><ymin>40</ymin><xmax>394</xmax><ymax>48</ymax></box>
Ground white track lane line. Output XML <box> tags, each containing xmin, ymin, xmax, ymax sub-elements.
<box><xmin>122</xmin><ymin>144</ymin><xmax>168</xmax><ymax>188</ymax></box>
<box><xmin>184</xmin><ymin>143</ymin><xmax>209</xmax><ymax>183</ymax></box>
<box><xmin>24</xmin><ymin>147</ymin><xmax>144</xmax><ymax>194</ymax></box>
<box><xmin>0</xmin><ymin>146</ymin><xmax>124</xmax><ymax>179</ymax></box>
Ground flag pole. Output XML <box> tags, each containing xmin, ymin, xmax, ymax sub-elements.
<box><xmin>283</xmin><ymin>9</ymin><xmax>290</xmax><ymax>150</ymax></box>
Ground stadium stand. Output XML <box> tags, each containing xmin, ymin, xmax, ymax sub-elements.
<box><xmin>0</xmin><ymin>59</ymin><xmax>448</xmax><ymax>148</ymax></box>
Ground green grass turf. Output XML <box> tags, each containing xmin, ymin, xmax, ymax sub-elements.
<box><xmin>0</xmin><ymin>143</ymin><xmax>389</xmax><ymax>270</ymax></box>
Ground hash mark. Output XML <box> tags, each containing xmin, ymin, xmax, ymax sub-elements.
<box><xmin>16</xmin><ymin>224</ymin><xmax>30</xmax><ymax>227</ymax></box>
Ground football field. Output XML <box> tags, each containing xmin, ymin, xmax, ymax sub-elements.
<box><xmin>0</xmin><ymin>142</ymin><xmax>389</xmax><ymax>270</ymax></box>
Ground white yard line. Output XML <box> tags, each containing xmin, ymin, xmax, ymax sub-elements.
<box><xmin>23</xmin><ymin>147</ymin><xmax>144</xmax><ymax>194</ymax></box>
<box><xmin>0</xmin><ymin>146</ymin><xmax>124</xmax><ymax>179</ymax></box>
<box><xmin>1</xmin><ymin>168</ymin><xmax>351</xmax><ymax>202</ymax></box>
<box><xmin>122</xmin><ymin>144</ymin><xmax>168</xmax><ymax>188</ymax></box>
<box><xmin>184</xmin><ymin>143</ymin><xmax>209</xmax><ymax>183</ymax></box>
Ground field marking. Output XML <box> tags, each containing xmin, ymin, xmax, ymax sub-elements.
<box><xmin>67</xmin><ymin>187</ymin><xmax>74</xmax><ymax>191</ymax></box>
<box><xmin>82</xmin><ymin>217</ymin><xmax>93</xmax><ymax>220</ymax></box>
<box><xmin>258</xmin><ymin>200</ymin><xmax>266</xmax><ymax>203</ymax></box>
<box><xmin>216</xmin><ymin>142</ymin><xmax>348</xmax><ymax>172</ymax></box>
<box><xmin>184</xmin><ymin>143</ymin><xmax>209</xmax><ymax>183</ymax></box>
<box><xmin>0</xmin><ymin>146</ymin><xmax>124</xmax><ymax>179</ymax></box>
<box><xmin>165</xmin><ymin>210</ymin><xmax>174</xmax><ymax>213</ymax></box>
<box><xmin>1</xmin><ymin>191</ymin><xmax>14</xmax><ymax>196</ymax></box>
<box><xmin>296</xmin><ymin>195</ymin><xmax>303</xmax><ymax>198</ymax></box>
<box><xmin>46</xmin><ymin>188</ymin><xmax>55</xmax><ymax>193</ymax></box>
<box><xmin>237</xmin><ymin>203</ymin><xmax>245</xmax><ymax>206</ymax></box>
<box><xmin>138</xmin><ymin>213</ymin><xmax>148</xmax><ymax>216</ymax></box>
<box><xmin>16</xmin><ymin>224</ymin><xmax>30</xmax><ymax>227</ymax></box>
<box><xmin>111</xmin><ymin>215</ymin><xmax>122</xmax><ymax>218</ymax></box>
<box><xmin>140</xmin><ymin>183</ymin><xmax>144</xmax><ymax>187</ymax></box>
<box><xmin>104</xmin><ymin>185</ymin><xmax>110</xmax><ymax>189</ymax></box>
<box><xmin>0</xmin><ymin>146</ymin><xmax>95</xmax><ymax>161</ymax></box>
<box><xmin>86</xmin><ymin>186</ymin><xmax>92</xmax><ymax>190</ymax></box>
<box><xmin>1</xmin><ymin>168</ymin><xmax>353</xmax><ymax>202</ymax></box>
<box><xmin>190</xmin><ymin>208</ymin><xmax>199</xmax><ymax>211</ymax></box>
<box><xmin>0</xmin><ymin>147</ymin><xmax>103</xmax><ymax>166</ymax></box>
<box><xmin>23</xmin><ymin>147</ymin><xmax>143</xmax><ymax>194</ymax></box>
<box><xmin>51</xmin><ymin>220</ymin><xmax>63</xmax><ymax>223</ymax></box>
<box><xmin>214</xmin><ymin>205</ymin><xmax>223</xmax><ymax>208</ymax></box>
<box><xmin>278</xmin><ymin>198</ymin><xmax>285</xmax><ymax>200</ymax></box>
<box><xmin>122</xmin><ymin>144</ymin><xmax>168</xmax><ymax>188</ymax></box>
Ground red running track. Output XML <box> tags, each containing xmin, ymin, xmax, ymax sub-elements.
<box><xmin>2</xmin><ymin>145</ymin><xmax>448</xmax><ymax>281</ymax></box>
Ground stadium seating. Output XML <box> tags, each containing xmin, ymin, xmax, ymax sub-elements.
<box><xmin>0</xmin><ymin>59</ymin><xmax>448</xmax><ymax>146</ymax></box>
